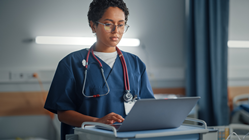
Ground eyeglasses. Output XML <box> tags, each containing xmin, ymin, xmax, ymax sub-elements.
<box><xmin>97</xmin><ymin>22</ymin><xmax>129</xmax><ymax>34</ymax></box>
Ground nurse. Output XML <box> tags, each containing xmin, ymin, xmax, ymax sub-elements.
<box><xmin>44</xmin><ymin>0</ymin><xmax>154</xmax><ymax>139</ymax></box>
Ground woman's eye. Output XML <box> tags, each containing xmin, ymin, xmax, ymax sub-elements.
<box><xmin>118</xmin><ymin>25</ymin><xmax>124</xmax><ymax>27</ymax></box>
<box><xmin>105</xmin><ymin>23</ymin><xmax>112</xmax><ymax>26</ymax></box>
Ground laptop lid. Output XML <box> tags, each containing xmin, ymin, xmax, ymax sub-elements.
<box><xmin>116</xmin><ymin>97</ymin><xmax>200</xmax><ymax>132</ymax></box>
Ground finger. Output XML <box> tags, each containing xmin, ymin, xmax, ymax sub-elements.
<box><xmin>110</xmin><ymin>115</ymin><xmax>119</xmax><ymax>121</ymax></box>
<box><xmin>116</xmin><ymin>115</ymin><xmax>125</xmax><ymax>121</ymax></box>
<box><xmin>106</xmin><ymin>119</ymin><xmax>115</xmax><ymax>124</ymax></box>
<box><xmin>106</xmin><ymin>113</ymin><xmax>124</xmax><ymax>123</ymax></box>
<box><xmin>113</xmin><ymin>114</ymin><xmax>124</xmax><ymax>121</ymax></box>
<box><xmin>110</xmin><ymin>115</ymin><xmax>124</xmax><ymax>123</ymax></box>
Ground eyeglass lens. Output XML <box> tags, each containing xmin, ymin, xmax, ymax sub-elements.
<box><xmin>104</xmin><ymin>24</ymin><xmax>128</xmax><ymax>33</ymax></box>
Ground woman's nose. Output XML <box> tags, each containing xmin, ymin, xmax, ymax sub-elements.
<box><xmin>111</xmin><ymin>25</ymin><xmax>119</xmax><ymax>33</ymax></box>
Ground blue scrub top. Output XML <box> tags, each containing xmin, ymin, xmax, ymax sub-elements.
<box><xmin>44</xmin><ymin>46</ymin><xmax>154</xmax><ymax>140</ymax></box>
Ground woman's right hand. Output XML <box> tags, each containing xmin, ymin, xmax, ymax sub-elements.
<box><xmin>94</xmin><ymin>112</ymin><xmax>124</xmax><ymax>124</ymax></box>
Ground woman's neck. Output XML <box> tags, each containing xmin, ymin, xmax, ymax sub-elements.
<box><xmin>94</xmin><ymin>42</ymin><xmax>116</xmax><ymax>52</ymax></box>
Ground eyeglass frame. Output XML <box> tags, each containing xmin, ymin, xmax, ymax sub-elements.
<box><xmin>96</xmin><ymin>21</ymin><xmax>129</xmax><ymax>34</ymax></box>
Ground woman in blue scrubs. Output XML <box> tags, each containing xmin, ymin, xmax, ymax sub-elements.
<box><xmin>44</xmin><ymin>0</ymin><xmax>154</xmax><ymax>139</ymax></box>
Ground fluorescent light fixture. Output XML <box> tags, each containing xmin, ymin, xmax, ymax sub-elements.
<box><xmin>228</xmin><ymin>40</ymin><xmax>249</xmax><ymax>48</ymax></box>
<box><xmin>36</xmin><ymin>36</ymin><xmax>96</xmax><ymax>46</ymax></box>
<box><xmin>119</xmin><ymin>38</ymin><xmax>140</xmax><ymax>47</ymax></box>
<box><xmin>35</xmin><ymin>36</ymin><xmax>140</xmax><ymax>47</ymax></box>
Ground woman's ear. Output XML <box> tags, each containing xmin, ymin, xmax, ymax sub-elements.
<box><xmin>90</xmin><ymin>21</ymin><xmax>96</xmax><ymax>33</ymax></box>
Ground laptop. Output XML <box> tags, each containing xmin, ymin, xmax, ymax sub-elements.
<box><xmin>96</xmin><ymin>96</ymin><xmax>200</xmax><ymax>132</ymax></box>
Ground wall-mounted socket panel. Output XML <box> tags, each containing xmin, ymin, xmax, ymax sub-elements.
<box><xmin>7</xmin><ymin>70</ymin><xmax>55</xmax><ymax>83</ymax></box>
<box><xmin>10</xmin><ymin>71</ymin><xmax>37</xmax><ymax>82</ymax></box>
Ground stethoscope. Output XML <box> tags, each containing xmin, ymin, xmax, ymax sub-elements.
<box><xmin>81</xmin><ymin>46</ymin><xmax>134</xmax><ymax>103</ymax></box>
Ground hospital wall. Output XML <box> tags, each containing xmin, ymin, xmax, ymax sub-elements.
<box><xmin>228</xmin><ymin>0</ymin><xmax>249</xmax><ymax>87</ymax></box>
<box><xmin>0</xmin><ymin>0</ymin><xmax>186</xmax><ymax>93</ymax></box>
<box><xmin>227</xmin><ymin>0</ymin><xmax>249</xmax><ymax>110</ymax></box>
<box><xmin>0</xmin><ymin>0</ymin><xmax>248</xmax><ymax>92</ymax></box>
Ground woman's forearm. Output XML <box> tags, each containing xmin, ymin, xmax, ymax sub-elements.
<box><xmin>57</xmin><ymin>110</ymin><xmax>98</xmax><ymax>127</ymax></box>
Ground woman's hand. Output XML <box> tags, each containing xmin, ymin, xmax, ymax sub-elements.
<box><xmin>94</xmin><ymin>112</ymin><xmax>124</xmax><ymax>124</ymax></box>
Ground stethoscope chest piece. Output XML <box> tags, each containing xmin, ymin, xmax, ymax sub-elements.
<box><xmin>123</xmin><ymin>91</ymin><xmax>133</xmax><ymax>103</ymax></box>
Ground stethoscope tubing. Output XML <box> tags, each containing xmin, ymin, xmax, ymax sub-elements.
<box><xmin>118</xmin><ymin>52</ymin><xmax>130</xmax><ymax>92</ymax></box>
<box><xmin>82</xmin><ymin>46</ymin><xmax>130</xmax><ymax>100</ymax></box>
<box><xmin>82</xmin><ymin>68</ymin><xmax>110</xmax><ymax>98</ymax></box>
<box><xmin>82</xmin><ymin>47</ymin><xmax>110</xmax><ymax>98</ymax></box>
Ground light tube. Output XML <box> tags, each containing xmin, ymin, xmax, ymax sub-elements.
<box><xmin>35</xmin><ymin>36</ymin><xmax>140</xmax><ymax>47</ymax></box>
<box><xmin>119</xmin><ymin>38</ymin><xmax>140</xmax><ymax>47</ymax></box>
<box><xmin>228</xmin><ymin>40</ymin><xmax>249</xmax><ymax>48</ymax></box>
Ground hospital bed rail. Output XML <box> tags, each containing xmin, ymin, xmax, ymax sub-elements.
<box><xmin>210</xmin><ymin>124</ymin><xmax>249</xmax><ymax>140</ymax></box>
<box><xmin>233</xmin><ymin>94</ymin><xmax>249</xmax><ymax>109</ymax></box>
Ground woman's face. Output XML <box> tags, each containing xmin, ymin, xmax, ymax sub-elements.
<box><xmin>91</xmin><ymin>7</ymin><xmax>126</xmax><ymax>52</ymax></box>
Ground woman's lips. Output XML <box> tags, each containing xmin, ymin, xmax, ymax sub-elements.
<box><xmin>110</xmin><ymin>37</ymin><xmax>119</xmax><ymax>41</ymax></box>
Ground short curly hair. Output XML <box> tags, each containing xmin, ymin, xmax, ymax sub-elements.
<box><xmin>87</xmin><ymin>0</ymin><xmax>129</xmax><ymax>27</ymax></box>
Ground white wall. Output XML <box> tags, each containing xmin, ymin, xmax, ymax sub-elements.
<box><xmin>0</xmin><ymin>0</ymin><xmax>186</xmax><ymax>91</ymax></box>
<box><xmin>0</xmin><ymin>0</ymin><xmax>248</xmax><ymax>91</ymax></box>
<box><xmin>228</xmin><ymin>0</ymin><xmax>249</xmax><ymax>86</ymax></box>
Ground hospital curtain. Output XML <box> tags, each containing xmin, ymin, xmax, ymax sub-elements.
<box><xmin>186</xmin><ymin>0</ymin><xmax>230</xmax><ymax>126</ymax></box>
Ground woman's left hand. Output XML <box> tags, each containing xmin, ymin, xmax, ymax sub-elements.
<box><xmin>94</xmin><ymin>112</ymin><xmax>124</xmax><ymax>124</ymax></box>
